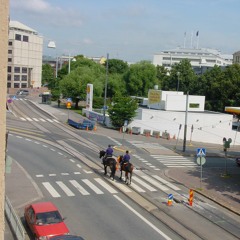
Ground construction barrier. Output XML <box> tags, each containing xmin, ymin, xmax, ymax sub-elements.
<box><xmin>143</xmin><ymin>129</ymin><xmax>151</xmax><ymax>137</ymax></box>
<box><xmin>189</xmin><ymin>189</ymin><xmax>194</xmax><ymax>206</ymax></box>
<box><xmin>152</xmin><ymin>130</ymin><xmax>160</xmax><ymax>138</ymax></box>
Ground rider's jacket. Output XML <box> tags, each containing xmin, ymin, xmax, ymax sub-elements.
<box><xmin>122</xmin><ymin>154</ymin><xmax>130</xmax><ymax>163</ymax></box>
<box><xmin>106</xmin><ymin>147</ymin><xmax>113</xmax><ymax>156</ymax></box>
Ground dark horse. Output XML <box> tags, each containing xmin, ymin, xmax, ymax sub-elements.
<box><xmin>99</xmin><ymin>150</ymin><xmax>117</xmax><ymax>181</ymax></box>
<box><xmin>117</xmin><ymin>155</ymin><xmax>133</xmax><ymax>185</ymax></box>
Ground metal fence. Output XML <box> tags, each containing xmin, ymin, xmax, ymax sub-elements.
<box><xmin>5</xmin><ymin>196</ymin><xmax>26</xmax><ymax>240</ymax></box>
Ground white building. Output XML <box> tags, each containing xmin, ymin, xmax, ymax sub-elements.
<box><xmin>7</xmin><ymin>21</ymin><xmax>43</xmax><ymax>89</ymax></box>
<box><xmin>153</xmin><ymin>47</ymin><xmax>232</xmax><ymax>71</ymax></box>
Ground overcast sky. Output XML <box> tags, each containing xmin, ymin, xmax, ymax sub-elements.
<box><xmin>10</xmin><ymin>0</ymin><xmax>240</xmax><ymax>62</ymax></box>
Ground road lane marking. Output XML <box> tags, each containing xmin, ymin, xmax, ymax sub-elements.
<box><xmin>32</xmin><ymin>118</ymin><xmax>39</xmax><ymax>122</ymax></box>
<box><xmin>132</xmin><ymin>176</ymin><xmax>157</xmax><ymax>192</ymax></box>
<box><xmin>131</xmin><ymin>182</ymin><xmax>146</xmax><ymax>192</ymax></box>
<box><xmin>26</xmin><ymin>117</ymin><xmax>33</xmax><ymax>121</ymax></box>
<box><xmin>56</xmin><ymin>181</ymin><xmax>75</xmax><ymax>196</ymax></box>
<box><xmin>46</xmin><ymin>118</ymin><xmax>53</xmax><ymax>123</ymax></box>
<box><xmin>52</xmin><ymin>119</ymin><xmax>60</xmax><ymax>123</ymax></box>
<box><xmin>42</xmin><ymin>182</ymin><xmax>60</xmax><ymax>198</ymax></box>
<box><xmin>82</xmin><ymin>179</ymin><xmax>104</xmax><ymax>194</ymax></box>
<box><xmin>20</xmin><ymin>117</ymin><xmax>26</xmax><ymax>121</ymax></box>
<box><xmin>39</xmin><ymin>118</ymin><xmax>46</xmax><ymax>122</ymax></box>
<box><xmin>94</xmin><ymin>178</ymin><xmax>118</xmax><ymax>194</ymax></box>
<box><xmin>111</xmin><ymin>181</ymin><xmax>132</xmax><ymax>193</ymax></box>
<box><xmin>113</xmin><ymin>195</ymin><xmax>172</xmax><ymax>240</ymax></box>
<box><xmin>141</xmin><ymin>175</ymin><xmax>168</xmax><ymax>191</ymax></box>
<box><xmin>152</xmin><ymin>175</ymin><xmax>181</xmax><ymax>191</ymax></box>
<box><xmin>69</xmin><ymin>180</ymin><xmax>90</xmax><ymax>195</ymax></box>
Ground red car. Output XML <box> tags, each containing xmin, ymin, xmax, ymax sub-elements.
<box><xmin>24</xmin><ymin>201</ymin><xmax>69</xmax><ymax>240</ymax></box>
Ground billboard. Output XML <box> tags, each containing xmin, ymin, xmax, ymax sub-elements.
<box><xmin>148</xmin><ymin>90</ymin><xmax>161</xmax><ymax>104</ymax></box>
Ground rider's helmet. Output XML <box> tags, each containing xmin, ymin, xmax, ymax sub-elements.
<box><xmin>108</xmin><ymin>144</ymin><xmax>111</xmax><ymax>147</ymax></box>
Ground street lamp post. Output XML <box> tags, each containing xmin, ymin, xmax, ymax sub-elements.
<box><xmin>177</xmin><ymin>72</ymin><xmax>180</xmax><ymax>93</ymax></box>
<box><xmin>68</xmin><ymin>54</ymin><xmax>76</xmax><ymax>74</ymax></box>
<box><xmin>183</xmin><ymin>91</ymin><xmax>189</xmax><ymax>152</ymax></box>
<box><xmin>103</xmin><ymin>53</ymin><xmax>109</xmax><ymax>125</ymax></box>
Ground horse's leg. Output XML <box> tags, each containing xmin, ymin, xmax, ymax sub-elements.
<box><xmin>104</xmin><ymin>165</ymin><xmax>107</xmax><ymax>175</ymax></box>
<box><xmin>119</xmin><ymin>169</ymin><xmax>122</xmax><ymax>180</ymax></box>
<box><xmin>125</xmin><ymin>172</ymin><xmax>128</xmax><ymax>184</ymax></box>
<box><xmin>129</xmin><ymin>172</ymin><xmax>132</xmax><ymax>185</ymax></box>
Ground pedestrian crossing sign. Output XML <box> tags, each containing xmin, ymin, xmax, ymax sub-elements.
<box><xmin>197</xmin><ymin>148</ymin><xmax>206</xmax><ymax>156</ymax></box>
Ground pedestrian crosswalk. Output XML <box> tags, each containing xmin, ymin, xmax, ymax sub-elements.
<box><xmin>19</xmin><ymin>117</ymin><xmax>59</xmax><ymax>123</ymax></box>
<box><xmin>37</xmin><ymin>173</ymin><xmax>181</xmax><ymax>198</ymax></box>
<box><xmin>127</xmin><ymin>140</ymin><xmax>169</xmax><ymax>151</ymax></box>
<box><xmin>151</xmin><ymin>155</ymin><xmax>197</xmax><ymax>168</ymax></box>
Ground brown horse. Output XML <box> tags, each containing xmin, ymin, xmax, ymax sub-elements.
<box><xmin>99</xmin><ymin>150</ymin><xmax>117</xmax><ymax>181</ymax></box>
<box><xmin>117</xmin><ymin>155</ymin><xmax>133</xmax><ymax>185</ymax></box>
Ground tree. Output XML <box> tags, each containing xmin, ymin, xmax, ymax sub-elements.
<box><xmin>107</xmin><ymin>59</ymin><xmax>129</xmax><ymax>74</ymax></box>
<box><xmin>124</xmin><ymin>61</ymin><xmax>158</xmax><ymax>97</ymax></box>
<box><xmin>108</xmin><ymin>96</ymin><xmax>138</xmax><ymax>129</ymax></box>
<box><xmin>42</xmin><ymin>63</ymin><xmax>55</xmax><ymax>87</ymax></box>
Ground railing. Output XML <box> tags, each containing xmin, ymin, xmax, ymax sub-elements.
<box><xmin>5</xmin><ymin>196</ymin><xmax>26</xmax><ymax>240</ymax></box>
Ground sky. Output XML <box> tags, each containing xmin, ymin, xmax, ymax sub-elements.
<box><xmin>10</xmin><ymin>0</ymin><xmax>240</xmax><ymax>62</ymax></box>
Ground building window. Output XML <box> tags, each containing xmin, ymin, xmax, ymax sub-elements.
<box><xmin>7</xmin><ymin>82</ymin><xmax>11</xmax><ymax>88</ymax></box>
<box><xmin>8</xmin><ymin>66</ymin><xmax>11</xmax><ymax>73</ymax></box>
<box><xmin>21</xmin><ymin>83</ymin><xmax>27</xmax><ymax>88</ymax></box>
<box><xmin>8</xmin><ymin>58</ymin><xmax>12</xmax><ymax>62</ymax></box>
<box><xmin>14</xmin><ymin>83</ymin><xmax>20</xmax><ymax>88</ymax></box>
<box><xmin>8</xmin><ymin>41</ymin><xmax>12</xmax><ymax>46</ymax></box>
<box><xmin>22</xmin><ymin>67</ymin><xmax>28</xmax><ymax>73</ymax></box>
<box><xmin>7</xmin><ymin>74</ymin><xmax>11</xmax><ymax>81</ymax></box>
<box><xmin>22</xmin><ymin>75</ymin><xmax>27</xmax><ymax>81</ymax></box>
<box><xmin>23</xmin><ymin>36</ymin><xmax>29</xmax><ymax>42</ymax></box>
<box><xmin>15</xmin><ymin>34</ymin><xmax>21</xmax><ymax>41</ymax></box>
<box><xmin>14</xmin><ymin>67</ymin><xmax>20</xmax><ymax>73</ymax></box>
<box><xmin>8</xmin><ymin>50</ymin><xmax>12</xmax><ymax>54</ymax></box>
<box><xmin>14</xmin><ymin>75</ymin><xmax>20</xmax><ymax>81</ymax></box>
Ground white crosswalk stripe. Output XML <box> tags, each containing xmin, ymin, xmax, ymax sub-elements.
<box><xmin>19</xmin><ymin>117</ymin><xmax>60</xmax><ymax>123</ymax></box>
<box><xmin>39</xmin><ymin>174</ymin><xmax>181</xmax><ymax>198</ymax></box>
<box><xmin>94</xmin><ymin>178</ymin><xmax>118</xmax><ymax>194</ymax></box>
<box><xmin>42</xmin><ymin>182</ymin><xmax>61</xmax><ymax>198</ymax></box>
<box><xmin>82</xmin><ymin>179</ymin><xmax>104</xmax><ymax>194</ymax></box>
<box><xmin>151</xmin><ymin>155</ymin><xmax>197</xmax><ymax>167</ymax></box>
<box><xmin>69</xmin><ymin>180</ymin><xmax>90</xmax><ymax>195</ymax></box>
<box><xmin>56</xmin><ymin>181</ymin><xmax>75</xmax><ymax>196</ymax></box>
<box><xmin>128</xmin><ymin>140</ymin><xmax>169</xmax><ymax>150</ymax></box>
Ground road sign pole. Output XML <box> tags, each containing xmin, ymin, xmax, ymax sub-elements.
<box><xmin>200</xmin><ymin>156</ymin><xmax>202</xmax><ymax>189</ymax></box>
<box><xmin>225</xmin><ymin>149</ymin><xmax>228</xmax><ymax>176</ymax></box>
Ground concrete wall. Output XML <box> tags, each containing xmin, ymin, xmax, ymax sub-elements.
<box><xmin>128</xmin><ymin>108</ymin><xmax>239</xmax><ymax>145</ymax></box>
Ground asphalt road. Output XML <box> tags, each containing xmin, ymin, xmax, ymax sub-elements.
<box><xmin>5</xmin><ymin>96</ymin><xmax>240</xmax><ymax>240</ymax></box>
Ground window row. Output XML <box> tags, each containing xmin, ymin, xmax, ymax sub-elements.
<box><xmin>8</xmin><ymin>66</ymin><xmax>28</xmax><ymax>73</ymax></box>
<box><xmin>13</xmin><ymin>34</ymin><xmax>29</xmax><ymax>42</ymax></box>
<box><xmin>8</xmin><ymin>74</ymin><xmax>28</xmax><ymax>81</ymax></box>
<box><xmin>7</xmin><ymin>82</ymin><xmax>28</xmax><ymax>88</ymax></box>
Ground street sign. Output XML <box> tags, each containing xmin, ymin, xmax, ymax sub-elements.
<box><xmin>67</xmin><ymin>98</ymin><xmax>72</xmax><ymax>102</ymax></box>
<box><xmin>197</xmin><ymin>157</ymin><xmax>206</xmax><ymax>166</ymax></box>
<box><xmin>197</xmin><ymin>148</ymin><xmax>206</xmax><ymax>157</ymax></box>
<box><xmin>124</xmin><ymin>120</ymin><xmax>128</xmax><ymax>126</ymax></box>
<box><xmin>12</xmin><ymin>96</ymin><xmax>16</xmax><ymax>100</ymax></box>
<box><xmin>66</xmin><ymin>102</ymin><xmax>71</xmax><ymax>109</ymax></box>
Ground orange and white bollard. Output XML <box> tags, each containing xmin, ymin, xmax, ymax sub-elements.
<box><xmin>189</xmin><ymin>189</ymin><xmax>194</xmax><ymax>206</ymax></box>
<box><xmin>86</xmin><ymin>126</ymin><xmax>88</xmax><ymax>131</ymax></box>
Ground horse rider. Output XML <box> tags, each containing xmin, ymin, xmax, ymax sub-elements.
<box><xmin>121</xmin><ymin>150</ymin><xmax>130</xmax><ymax>170</ymax></box>
<box><xmin>103</xmin><ymin>145</ymin><xmax>113</xmax><ymax>163</ymax></box>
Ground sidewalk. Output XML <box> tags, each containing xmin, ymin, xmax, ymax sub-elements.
<box><xmin>29</xmin><ymin>98</ymin><xmax>240</xmax><ymax>215</ymax></box>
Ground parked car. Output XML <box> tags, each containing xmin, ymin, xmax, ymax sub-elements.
<box><xmin>49</xmin><ymin>235</ymin><xmax>85</xmax><ymax>240</ymax></box>
<box><xmin>24</xmin><ymin>201</ymin><xmax>69</xmax><ymax>240</ymax></box>
<box><xmin>16</xmin><ymin>89</ymin><xmax>29</xmax><ymax>96</ymax></box>
<box><xmin>236</xmin><ymin>157</ymin><xmax>240</xmax><ymax>166</ymax></box>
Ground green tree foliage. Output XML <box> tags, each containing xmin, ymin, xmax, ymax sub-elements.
<box><xmin>42</xmin><ymin>63</ymin><xmax>55</xmax><ymax>87</ymax></box>
<box><xmin>124</xmin><ymin>61</ymin><xmax>158</xmax><ymax>97</ymax></box>
<box><xmin>156</xmin><ymin>65</ymin><xmax>169</xmax><ymax>89</ymax></box>
<box><xmin>107</xmin><ymin>59</ymin><xmax>129</xmax><ymax>74</ymax></box>
<box><xmin>165</xmin><ymin>59</ymin><xmax>197</xmax><ymax>93</ymax></box>
<box><xmin>108</xmin><ymin>95</ymin><xmax>138</xmax><ymax>129</ymax></box>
